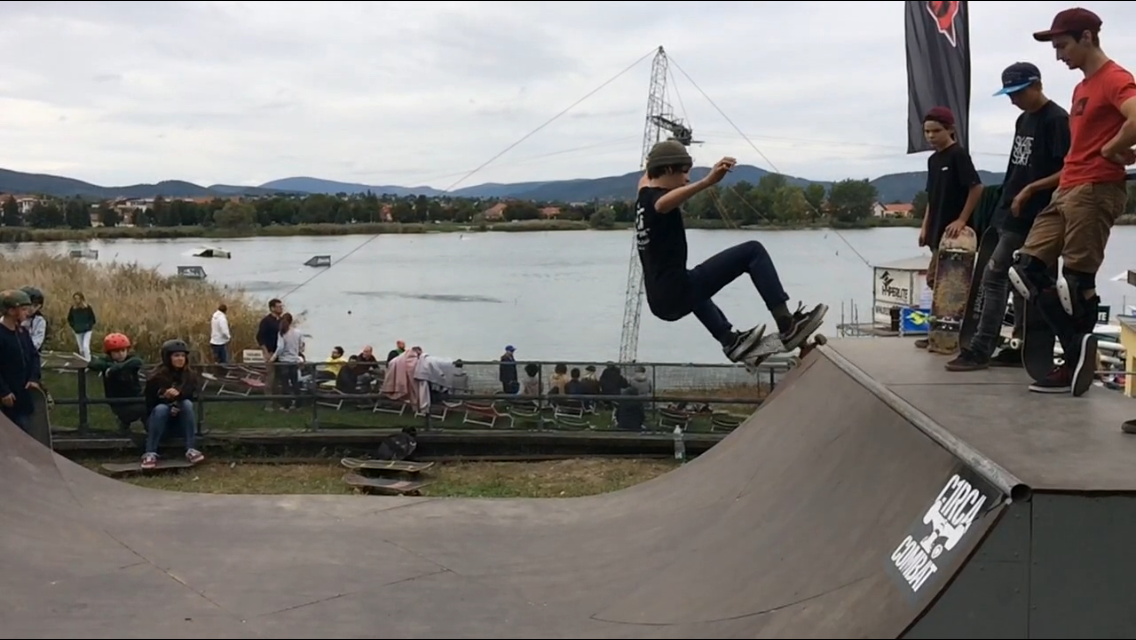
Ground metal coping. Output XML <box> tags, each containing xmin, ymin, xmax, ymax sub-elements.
<box><xmin>818</xmin><ymin>344</ymin><xmax>1032</xmax><ymax>504</ymax></box>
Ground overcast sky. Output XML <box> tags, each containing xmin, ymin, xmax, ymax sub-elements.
<box><xmin>2</xmin><ymin>1</ymin><xmax>1134</xmax><ymax>190</ymax></box>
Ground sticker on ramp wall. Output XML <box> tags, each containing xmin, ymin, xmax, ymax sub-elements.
<box><xmin>886</xmin><ymin>468</ymin><xmax>998</xmax><ymax>598</ymax></box>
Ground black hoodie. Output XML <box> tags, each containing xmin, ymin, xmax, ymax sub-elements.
<box><xmin>0</xmin><ymin>321</ymin><xmax>42</xmax><ymax>416</ymax></box>
<box><xmin>143</xmin><ymin>366</ymin><xmax>200</xmax><ymax>413</ymax></box>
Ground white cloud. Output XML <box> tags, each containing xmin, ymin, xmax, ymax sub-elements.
<box><xmin>1</xmin><ymin>1</ymin><xmax>1134</xmax><ymax>189</ymax></box>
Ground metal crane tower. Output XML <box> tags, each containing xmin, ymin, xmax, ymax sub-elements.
<box><xmin>617</xmin><ymin>46</ymin><xmax>695</xmax><ymax>364</ymax></box>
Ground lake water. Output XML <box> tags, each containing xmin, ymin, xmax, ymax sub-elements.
<box><xmin>11</xmin><ymin>227</ymin><xmax>1136</xmax><ymax>363</ymax></box>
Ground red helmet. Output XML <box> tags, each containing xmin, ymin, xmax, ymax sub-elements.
<box><xmin>103</xmin><ymin>333</ymin><xmax>132</xmax><ymax>353</ymax></box>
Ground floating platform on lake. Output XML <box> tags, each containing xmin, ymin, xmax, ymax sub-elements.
<box><xmin>7</xmin><ymin>336</ymin><xmax>1136</xmax><ymax>637</ymax></box>
<box><xmin>192</xmin><ymin>246</ymin><xmax>231</xmax><ymax>259</ymax></box>
<box><xmin>304</xmin><ymin>255</ymin><xmax>332</xmax><ymax>267</ymax></box>
<box><xmin>176</xmin><ymin>265</ymin><xmax>207</xmax><ymax>280</ymax></box>
<box><xmin>68</xmin><ymin>249</ymin><xmax>98</xmax><ymax>260</ymax></box>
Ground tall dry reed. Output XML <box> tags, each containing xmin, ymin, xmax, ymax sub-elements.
<box><xmin>1</xmin><ymin>252</ymin><xmax>269</xmax><ymax>363</ymax></box>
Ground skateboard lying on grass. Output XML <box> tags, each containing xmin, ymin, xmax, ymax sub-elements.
<box><xmin>28</xmin><ymin>385</ymin><xmax>53</xmax><ymax>450</ymax></box>
<box><xmin>340</xmin><ymin>458</ymin><xmax>434</xmax><ymax>473</ymax></box>
<box><xmin>343</xmin><ymin>472</ymin><xmax>431</xmax><ymax>496</ymax></box>
<box><xmin>101</xmin><ymin>459</ymin><xmax>198</xmax><ymax>476</ymax></box>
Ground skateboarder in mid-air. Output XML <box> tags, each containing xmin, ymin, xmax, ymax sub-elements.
<box><xmin>634</xmin><ymin>139</ymin><xmax>827</xmax><ymax>366</ymax></box>
<box><xmin>0</xmin><ymin>289</ymin><xmax>43</xmax><ymax>437</ymax></box>
<box><xmin>915</xmin><ymin>107</ymin><xmax>985</xmax><ymax>350</ymax></box>
<box><xmin>946</xmin><ymin>62</ymin><xmax>1071</xmax><ymax>372</ymax></box>
<box><xmin>141</xmin><ymin>339</ymin><xmax>205</xmax><ymax>468</ymax></box>
<box><xmin>1008</xmin><ymin>8</ymin><xmax>1136</xmax><ymax>396</ymax></box>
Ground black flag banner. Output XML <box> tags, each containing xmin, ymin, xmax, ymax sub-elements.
<box><xmin>905</xmin><ymin>1</ymin><xmax>972</xmax><ymax>153</ymax></box>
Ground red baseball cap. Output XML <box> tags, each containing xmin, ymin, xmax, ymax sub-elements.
<box><xmin>1033</xmin><ymin>7</ymin><xmax>1102</xmax><ymax>42</ymax></box>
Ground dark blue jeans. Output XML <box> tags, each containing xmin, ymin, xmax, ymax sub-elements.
<box><xmin>146</xmin><ymin>400</ymin><xmax>197</xmax><ymax>454</ymax></box>
<box><xmin>3</xmin><ymin>408</ymin><xmax>33</xmax><ymax>437</ymax></box>
<box><xmin>210</xmin><ymin>343</ymin><xmax>229</xmax><ymax>363</ymax></box>
<box><xmin>687</xmin><ymin>241</ymin><xmax>790</xmax><ymax>344</ymax></box>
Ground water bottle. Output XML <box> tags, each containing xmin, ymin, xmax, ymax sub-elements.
<box><xmin>673</xmin><ymin>424</ymin><xmax>686</xmax><ymax>462</ymax></box>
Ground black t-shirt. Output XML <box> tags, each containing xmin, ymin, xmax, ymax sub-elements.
<box><xmin>925</xmin><ymin>143</ymin><xmax>983</xmax><ymax>247</ymax></box>
<box><xmin>997</xmin><ymin>100</ymin><xmax>1070</xmax><ymax>235</ymax></box>
<box><xmin>256</xmin><ymin>313</ymin><xmax>280</xmax><ymax>353</ymax></box>
<box><xmin>635</xmin><ymin>186</ymin><xmax>690</xmax><ymax>318</ymax></box>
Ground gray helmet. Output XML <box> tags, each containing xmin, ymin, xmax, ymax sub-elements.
<box><xmin>1</xmin><ymin>289</ymin><xmax>32</xmax><ymax>311</ymax></box>
<box><xmin>160</xmin><ymin>339</ymin><xmax>190</xmax><ymax>366</ymax></box>
<box><xmin>19</xmin><ymin>286</ymin><xmax>43</xmax><ymax>305</ymax></box>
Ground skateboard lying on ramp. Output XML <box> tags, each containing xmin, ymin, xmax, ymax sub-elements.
<box><xmin>343</xmin><ymin>472</ymin><xmax>431</xmax><ymax>495</ymax></box>
<box><xmin>340</xmin><ymin>458</ymin><xmax>434</xmax><ymax>473</ymax></box>
<box><xmin>27</xmin><ymin>385</ymin><xmax>52</xmax><ymax>450</ymax></box>
<box><xmin>928</xmin><ymin>228</ymin><xmax>978</xmax><ymax>355</ymax></box>
<box><xmin>958</xmin><ymin>227</ymin><xmax>998</xmax><ymax>351</ymax></box>
<box><xmin>101</xmin><ymin>459</ymin><xmax>197</xmax><ymax>476</ymax></box>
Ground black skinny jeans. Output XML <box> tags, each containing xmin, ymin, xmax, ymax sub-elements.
<box><xmin>685</xmin><ymin>240</ymin><xmax>790</xmax><ymax>344</ymax></box>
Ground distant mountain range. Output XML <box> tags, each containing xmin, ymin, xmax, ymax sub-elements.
<box><xmin>0</xmin><ymin>165</ymin><xmax>1007</xmax><ymax>205</ymax></box>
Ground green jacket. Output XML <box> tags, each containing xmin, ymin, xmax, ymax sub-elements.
<box><xmin>67</xmin><ymin>305</ymin><xmax>97</xmax><ymax>334</ymax></box>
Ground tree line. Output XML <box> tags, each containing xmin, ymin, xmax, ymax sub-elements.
<box><xmin>0</xmin><ymin>175</ymin><xmax>900</xmax><ymax>231</ymax></box>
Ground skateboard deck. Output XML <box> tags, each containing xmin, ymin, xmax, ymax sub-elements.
<box><xmin>340</xmin><ymin>458</ymin><xmax>434</xmax><ymax>473</ymax></box>
<box><xmin>343</xmin><ymin>472</ymin><xmax>430</xmax><ymax>495</ymax></box>
<box><xmin>744</xmin><ymin>333</ymin><xmax>828</xmax><ymax>373</ymax></box>
<box><xmin>959</xmin><ymin>227</ymin><xmax>999</xmax><ymax>350</ymax></box>
<box><xmin>928</xmin><ymin>228</ymin><xmax>978</xmax><ymax>355</ymax></box>
<box><xmin>1021</xmin><ymin>297</ymin><xmax>1057</xmax><ymax>381</ymax></box>
<box><xmin>101</xmin><ymin>459</ymin><xmax>196</xmax><ymax>476</ymax></box>
<box><xmin>27</xmin><ymin>386</ymin><xmax>52</xmax><ymax>450</ymax></box>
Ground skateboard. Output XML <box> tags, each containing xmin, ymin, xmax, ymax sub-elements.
<box><xmin>743</xmin><ymin>332</ymin><xmax>827</xmax><ymax>372</ymax></box>
<box><xmin>343</xmin><ymin>472</ymin><xmax>431</xmax><ymax>495</ymax></box>
<box><xmin>101</xmin><ymin>459</ymin><xmax>196</xmax><ymax>476</ymax></box>
<box><xmin>958</xmin><ymin>227</ymin><xmax>999</xmax><ymax>350</ymax></box>
<box><xmin>928</xmin><ymin>228</ymin><xmax>978</xmax><ymax>355</ymax></box>
<box><xmin>1021</xmin><ymin>297</ymin><xmax>1057</xmax><ymax>381</ymax></box>
<box><xmin>340</xmin><ymin>458</ymin><xmax>434</xmax><ymax>473</ymax></box>
<box><xmin>1020</xmin><ymin>261</ymin><xmax>1060</xmax><ymax>380</ymax></box>
<box><xmin>27</xmin><ymin>385</ymin><xmax>52</xmax><ymax>450</ymax></box>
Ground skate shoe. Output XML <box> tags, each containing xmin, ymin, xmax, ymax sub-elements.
<box><xmin>778</xmin><ymin>302</ymin><xmax>828</xmax><ymax>352</ymax></box>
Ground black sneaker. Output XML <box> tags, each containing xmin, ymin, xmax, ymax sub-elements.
<box><xmin>1071</xmin><ymin>333</ymin><xmax>1098</xmax><ymax>398</ymax></box>
<box><xmin>989</xmin><ymin>347</ymin><xmax>1022</xmax><ymax>367</ymax></box>
<box><xmin>945</xmin><ymin>349</ymin><xmax>987</xmax><ymax>372</ymax></box>
<box><xmin>914</xmin><ymin>338</ymin><xmax>930</xmax><ymax>349</ymax></box>
<box><xmin>1028</xmin><ymin>365</ymin><xmax>1072</xmax><ymax>394</ymax></box>
<box><xmin>778</xmin><ymin>303</ymin><xmax>828</xmax><ymax>352</ymax></box>
<box><xmin>723</xmin><ymin>325</ymin><xmax>766</xmax><ymax>363</ymax></box>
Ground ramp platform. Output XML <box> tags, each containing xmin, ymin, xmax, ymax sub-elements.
<box><xmin>2</xmin><ymin>337</ymin><xmax>1134</xmax><ymax>638</ymax></box>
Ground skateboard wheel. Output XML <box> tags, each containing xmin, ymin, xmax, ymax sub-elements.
<box><xmin>813</xmin><ymin>333</ymin><xmax>828</xmax><ymax>346</ymax></box>
<box><xmin>787</xmin><ymin>356</ymin><xmax>801</xmax><ymax>368</ymax></box>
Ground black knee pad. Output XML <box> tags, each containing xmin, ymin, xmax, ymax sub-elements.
<box><xmin>1058</xmin><ymin>268</ymin><xmax>1099</xmax><ymax>326</ymax></box>
<box><xmin>1008</xmin><ymin>253</ymin><xmax>1054</xmax><ymax>299</ymax></box>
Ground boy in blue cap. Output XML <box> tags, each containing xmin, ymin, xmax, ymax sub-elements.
<box><xmin>947</xmin><ymin>62</ymin><xmax>1070</xmax><ymax>373</ymax></box>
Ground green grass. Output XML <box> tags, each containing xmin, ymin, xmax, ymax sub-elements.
<box><xmin>76</xmin><ymin>458</ymin><xmax>678</xmax><ymax>497</ymax></box>
<box><xmin>41</xmin><ymin>368</ymin><xmax>761</xmax><ymax>436</ymax></box>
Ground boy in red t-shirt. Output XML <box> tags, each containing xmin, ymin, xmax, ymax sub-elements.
<box><xmin>1008</xmin><ymin>7</ymin><xmax>1136</xmax><ymax>397</ymax></box>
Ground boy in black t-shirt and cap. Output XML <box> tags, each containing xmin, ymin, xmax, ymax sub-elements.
<box><xmin>634</xmin><ymin>139</ymin><xmax>827</xmax><ymax>366</ymax></box>
<box><xmin>915</xmin><ymin>106</ymin><xmax>984</xmax><ymax>350</ymax></box>
<box><xmin>946</xmin><ymin>62</ymin><xmax>1070</xmax><ymax>372</ymax></box>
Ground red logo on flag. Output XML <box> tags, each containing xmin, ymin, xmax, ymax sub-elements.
<box><xmin>925</xmin><ymin>1</ymin><xmax>960</xmax><ymax>47</ymax></box>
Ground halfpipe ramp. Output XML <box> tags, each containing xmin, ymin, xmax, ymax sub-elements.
<box><xmin>2</xmin><ymin>338</ymin><xmax>1134</xmax><ymax>638</ymax></box>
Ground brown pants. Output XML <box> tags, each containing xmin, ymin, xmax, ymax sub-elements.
<box><xmin>1019</xmin><ymin>182</ymin><xmax>1128</xmax><ymax>274</ymax></box>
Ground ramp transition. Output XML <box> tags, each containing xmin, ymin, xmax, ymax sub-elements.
<box><xmin>2</xmin><ymin>338</ymin><xmax>1135</xmax><ymax>638</ymax></box>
